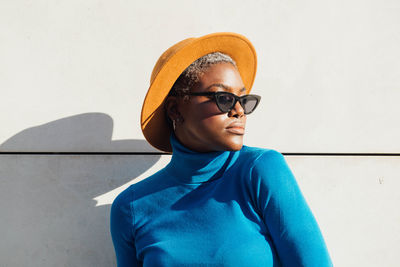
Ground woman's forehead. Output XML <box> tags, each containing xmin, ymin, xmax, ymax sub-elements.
<box><xmin>194</xmin><ymin>63</ymin><xmax>245</xmax><ymax>94</ymax></box>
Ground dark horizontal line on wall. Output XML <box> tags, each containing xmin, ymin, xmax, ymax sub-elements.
<box><xmin>1</xmin><ymin>152</ymin><xmax>400</xmax><ymax>156</ymax></box>
<box><xmin>0</xmin><ymin>151</ymin><xmax>171</xmax><ymax>155</ymax></box>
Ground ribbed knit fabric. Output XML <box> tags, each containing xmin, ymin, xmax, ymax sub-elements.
<box><xmin>110</xmin><ymin>134</ymin><xmax>333</xmax><ymax>266</ymax></box>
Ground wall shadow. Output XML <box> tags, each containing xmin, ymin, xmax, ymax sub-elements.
<box><xmin>0</xmin><ymin>112</ymin><xmax>158</xmax><ymax>152</ymax></box>
<box><xmin>0</xmin><ymin>113</ymin><xmax>163</xmax><ymax>266</ymax></box>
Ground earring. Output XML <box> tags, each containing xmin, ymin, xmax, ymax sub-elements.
<box><xmin>172</xmin><ymin>119</ymin><xmax>176</xmax><ymax>131</ymax></box>
<box><xmin>172</xmin><ymin>116</ymin><xmax>183</xmax><ymax>131</ymax></box>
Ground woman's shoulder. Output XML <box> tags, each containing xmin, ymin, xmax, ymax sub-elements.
<box><xmin>111</xmin><ymin>169</ymin><xmax>169</xmax><ymax>207</ymax></box>
<box><xmin>238</xmin><ymin>145</ymin><xmax>296</xmax><ymax>190</ymax></box>
<box><xmin>238</xmin><ymin>145</ymin><xmax>290</xmax><ymax>181</ymax></box>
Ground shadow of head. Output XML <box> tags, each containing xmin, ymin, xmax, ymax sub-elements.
<box><xmin>0</xmin><ymin>112</ymin><xmax>158</xmax><ymax>152</ymax></box>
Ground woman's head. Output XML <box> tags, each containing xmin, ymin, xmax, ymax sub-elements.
<box><xmin>140</xmin><ymin>32</ymin><xmax>257</xmax><ymax>152</ymax></box>
<box><xmin>165</xmin><ymin>53</ymin><xmax>258</xmax><ymax>152</ymax></box>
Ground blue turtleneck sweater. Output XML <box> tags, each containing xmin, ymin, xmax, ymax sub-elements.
<box><xmin>110</xmin><ymin>135</ymin><xmax>333</xmax><ymax>266</ymax></box>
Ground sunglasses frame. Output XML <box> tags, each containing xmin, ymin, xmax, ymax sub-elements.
<box><xmin>184</xmin><ymin>91</ymin><xmax>261</xmax><ymax>115</ymax></box>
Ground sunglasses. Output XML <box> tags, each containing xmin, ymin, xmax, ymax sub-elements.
<box><xmin>183</xmin><ymin>91</ymin><xmax>261</xmax><ymax>115</ymax></box>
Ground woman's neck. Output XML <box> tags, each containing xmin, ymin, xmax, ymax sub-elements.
<box><xmin>165</xmin><ymin>133</ymin><xmax>240</xmax><ymax>184</ymax></box>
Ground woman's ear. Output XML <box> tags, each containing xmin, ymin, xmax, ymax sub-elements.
<box><xmin>164</xmin><ymin>96</ymin><xmax>182</xmax><ymax>122</ymax></box>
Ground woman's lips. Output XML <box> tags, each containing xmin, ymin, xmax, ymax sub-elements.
<box><xmin>226</xmin><ymin>123</ymin><xmax>245</xmax><ymax>135</ymax></box>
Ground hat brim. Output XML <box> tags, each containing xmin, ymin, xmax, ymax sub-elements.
<box><xmin>141</xmin><ymin>32</ymin><xmax>257</xmax><ymax>152</ymax></box>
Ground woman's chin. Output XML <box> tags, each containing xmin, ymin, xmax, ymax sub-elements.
<box><xmin>223</xmin><ymin>136</ymin><xmax>244</xmax><ymax>151</ymax></box>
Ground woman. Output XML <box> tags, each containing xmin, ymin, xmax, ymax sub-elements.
<box><xmin>110</xmin><ymin>32</ymin><xmax>333</xmax><ymax>266</ymax></box>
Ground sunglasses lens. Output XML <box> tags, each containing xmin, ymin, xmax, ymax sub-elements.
<box><xmin>241</xmin><ymin>95</ymin><xmax>260</xmax><ymax>114</ymax></box>
<box><xmin>214</xmin><ymin>92</ymin><xmax>260</xmax><ymax>114</ymax></box>
<box><xmin>216</xmin><ymin>93</ymin><xmax>236</xmax><ymax>112</ymax></box>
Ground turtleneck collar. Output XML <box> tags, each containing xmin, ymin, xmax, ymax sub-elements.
<box><xmin>164</xmin><ymin>133</ymin><xmax>240</xmax><ymax>184</ymax></box>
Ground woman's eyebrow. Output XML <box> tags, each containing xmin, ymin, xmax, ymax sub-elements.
<box><xmin>205</xmin><ymin>83</ymin><xmax>247</xmax><ymax>92</ymax></box>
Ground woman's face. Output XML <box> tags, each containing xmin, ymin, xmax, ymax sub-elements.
<box><xmin>172</xmin><ymin>62</ymin><xmax>248</xmax><ymax>152</ymax></box>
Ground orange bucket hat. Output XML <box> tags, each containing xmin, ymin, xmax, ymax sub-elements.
<box><xmin>141</xmin><ymin>32</ymin><xmax>257</xmax><ymax>152</ymax></box>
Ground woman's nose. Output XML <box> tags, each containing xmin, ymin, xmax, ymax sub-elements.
<box><xmin>229</xmin><ymin>100</ymin><xmax>245</xmax><ymax>118</ymax></box>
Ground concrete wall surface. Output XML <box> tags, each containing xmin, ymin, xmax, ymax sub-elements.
<box><xmin>1</xmin><ymin>155</ymin><xmax>399</xmax><ymax>266</ymax></box>
<box><xmin>1</xmin><ymin>0</ymin><xmax>399</xmax><ymax>266</ymax></box>
<box><xmin>1</xmin><ymin>0</ymin><xmax>399</xmax><ymax>153</ymax></box>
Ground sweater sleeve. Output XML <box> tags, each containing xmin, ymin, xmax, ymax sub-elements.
<box><xmin>249</xmin><ymin>150</ymin><xmax>333</xmax><ymax>266</ymax></box>
<box><xmin>110</xmin><ymin>188</ymin><xmax>141</xmax><ymax>267</ymax></box>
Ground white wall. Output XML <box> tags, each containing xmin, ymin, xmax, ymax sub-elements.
<box><xmin>1</xmin><ymin>0</ymin><xmax>399</xmax><ymax>266</ymax></box>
